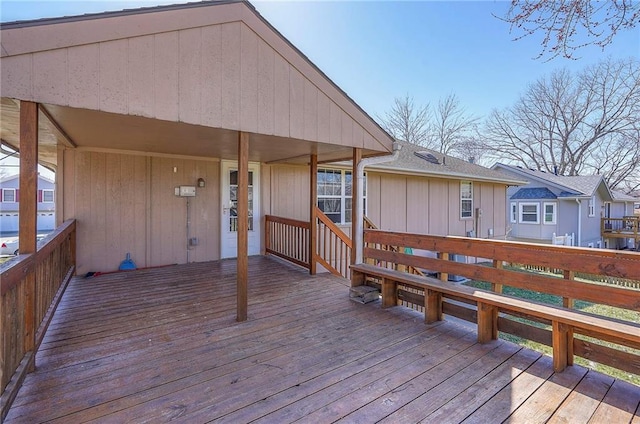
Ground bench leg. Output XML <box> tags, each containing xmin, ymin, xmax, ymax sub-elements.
<box><xmin>351</xmin><ymin>269</ymin><xmax>365</xmax><ymax>288</ymax></box>
<box><xmin>381</xmin><ymin>278</ymin><xmax>397</xmax><ymax>309</ymax></box>
<box><xmin>477</xmin><ymin>302</ymin><xmax>498</xmax><ymax>343</ymax></box>
<box><xmin>425</xmin><ymin>289</ymin><xmax>442</xmax><ymax>324</ymax></box>
<box><xmin>553</xmin><ymin>321</ymin><xmax>572</xmax><ymax>372</ymax></box>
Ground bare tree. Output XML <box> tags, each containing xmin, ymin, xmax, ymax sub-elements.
<box><xmin>427</xmin><ymin>94</ymin><xmax>479</xmax><ymax>156</ymax></box>
<box><xmin>500</xmin><ymin>0</ymin><xmax>640</xmax><ymax>60</ymax></box>
<box><xmin>378</xmin><ymin>95</ymin><xmax>430</xmax><ymax>146</ymax></box>
<box><xmin>482</xmin><ymin>58</ymin><xmax>640</xmax><ymax>192</ymax></box>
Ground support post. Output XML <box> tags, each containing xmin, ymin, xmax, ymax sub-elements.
<box><xmin>351</xmin><ymin>147</ymin><xmax>362</xmax><ymax>261</ymax></box>
<box><xmin>425</xmin><ymin>289</ymin><xmax>442</xmax><ymax>324</ymax></box>
<box><xmin>381</xmin><ymin>278</ymin><xmax>397</xmax><ymax>308</ymax></box>
<box><xmin>19</xmin><ymin>101</ymin><xmax>39</xmax><ymax>371</ymax></box>
<box><xmin>309</xmin><ymin>154</ymin><xmax>317</xmax><ymax>275</ymax></box>
<box><xmin>552</xmin><ymin>321</ymin><xmax>570</xmax><ymax>372</ymax></box>
<box><xmin>477</xmin><ymin>302</ymin><xmax>498</xmax><ymax>343</ymax></box>
<box><xmin>237</xmin><ymin>132</ymin><xmax>249</xmax><ymax>322</ymax></box>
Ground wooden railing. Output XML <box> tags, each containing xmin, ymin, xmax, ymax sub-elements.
<box><xmin>359</xmin><ymin>229</ymin><xmax>640</xmax><ymax>376</ymax></box>
<box><xmin>315</xmin><ymin>206</ymin><xmax>352</xmax><ymax>278</ymax></box>
<box><xmin>601</xmin><ymin>216</ymin><xmax>639</xmax><ymax>239</ymax></box>
<box><xmin>363</xmin><ymin>216</ymin><xmax>424</xmax><ymax>277</ymax></box>
<box><xmin>0</xmin><ymin>219</ymin><xmax>76</xmax><ymax>421</ymax></box>
<box><xmin>265</xmin><ymin>215</ymin><xmax>310</xmax><ymax>270</ymax></box>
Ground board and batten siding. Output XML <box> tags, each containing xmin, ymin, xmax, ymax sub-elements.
<box><xmin>62</xmin><ymin>150</ymin><xmax>220</xmax><ymax>275</ymax></box>
<box><xmin>265</xmin><ymin>166</ymin><xmax>509</xmax><ymax>240</ymax></box>
<box><xmin>262</xmin><ymin>164</ymin><xmax>310</xmax><ymax>222</ymax></box>
<box><xmin>366</xmin><ymin>173</ymin><xmax>507</xmax><ymax>238</ymax></box>
<box><xmin>1</xmin><ymin>17</ymin><xmax>385</xmax><ymax>150</ymax></box>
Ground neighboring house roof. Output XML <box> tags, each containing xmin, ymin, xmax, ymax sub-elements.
<box><xmin>492</xmin><ymin>163</ymin><xmax>611</xmax><ymax>199</ymax></box>
<box><xmin>611</xmin><ymin>189</ymin><xmax>637</xmax><ymax>202</ymax></box>
<box><xmin>511</xmin><ymin>187</ymin><xmax>557</xmax><ymax>200</ymax></box>
<box><xmin>0</xmin><ymin>174</ymin><xmax>55</xmax><ymax>185</ymax></box>
<box><xmin>365</xmin><ymin>141</ymin><xmax>527</xmax><ymax>185</ymax></box>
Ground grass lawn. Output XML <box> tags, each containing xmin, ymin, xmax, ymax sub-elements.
<box><xmin>464</xmin><ymin>278</ymin><xmax>640</xmax><ymax>386</ymax></box>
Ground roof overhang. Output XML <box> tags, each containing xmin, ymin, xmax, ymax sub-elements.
<box><xmin>0</xmin><ymin>0</ymin><xmax>393</xmax><ymax>168</ymax></box>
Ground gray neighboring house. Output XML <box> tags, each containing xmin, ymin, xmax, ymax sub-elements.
<box><xmin>492</xmin><ymin>163</ymin><xmax>636</xmax><ymax>249</ymax></box>
<box><xmin>0</xmin><ymin>174</ymin><xmax>56</xmax><ymax>234</ymax></box>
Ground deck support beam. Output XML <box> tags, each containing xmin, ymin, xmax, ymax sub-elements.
<box><xmin>309</xmin><ymin>154</ymin><xmax>317</xmax><ymax>275</ymax></box>
<box><xmin>237</xmin><ymin>132</ymin><xmax>249</xmax><ymax>322</ymax></box>
<box><xmin>19</xmin><ymin>101</ymin><xmax>39</xmax><ymax>372</ymax></box>
<box><xmin>477</xmin><ymin>302</ymin><xmax>498</xmax><ymax>343</ymax></box>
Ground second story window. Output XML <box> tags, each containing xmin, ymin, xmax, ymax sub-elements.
<box><xmin>1</xmin><ymin>188</ymin><xmax>16</xmax><ymax>203</ymax></box>
<box><xmin>588</xmin><ymin>196</ymin><xmax>595</xmax><ymax>217</ymax></box>
<box><xmin>42</xmin><ymin>189</ymin><xmax>55</xmax><ymax>203</ymax></box>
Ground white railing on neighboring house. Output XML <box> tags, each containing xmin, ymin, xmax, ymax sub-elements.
<box><xmin>552</xmin><ymin>232</ymin><xmax>574</xmax><ymax>246</ymax></box>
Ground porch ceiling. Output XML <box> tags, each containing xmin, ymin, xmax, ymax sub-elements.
<box><xmin>1</xmin><ymin>99</ymin><xmax>382</xmax><ymax>169</ymax></box>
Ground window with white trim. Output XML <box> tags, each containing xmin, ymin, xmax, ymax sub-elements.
<box><xmin>1</xmin><ymin>188</ymin><xmax>16</xmax><ymax>203</ymax></box>
<box><xmin>519</xmin><ymin>202</ymin><xmax>539</xmax><ymax>224</ymax></box>
<box><xmin>42</xmin><ymin>189</ymin><xmax>54</xmax><ymax>203</ymax></box>
<box><xmin>588</xmin><ymin>196</ymin><xmax>595</xmax><ymax>217</ymax></box>
<box><xmin>510</xmin><ymin>202</ymin><xmax>517</xmax><ymax>223</ymax></box>
<box><xmin>460</xmin><ymin>181</ymin><xmax>473</xmax><ymax>219</ymax></box>
<box><xmin>543</xmin><ymin>202</ymin><xmax>557</xmax><ymax>225</ymax></box>
<box><xmin>317</xmin><ymin>169</ymin><xmax>365</xmax><ymax>224</ymax></box>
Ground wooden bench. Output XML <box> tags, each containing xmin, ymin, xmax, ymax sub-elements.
<box><xmin>350</xmin><ymin>263</ymin><xmax>640</xmax><ymax>372</ymax></box>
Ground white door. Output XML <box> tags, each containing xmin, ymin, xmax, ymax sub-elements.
<box><xmin>221</xmin><ymin>161</ymin><xmax>261</xmax><ymax>258</ymax></box>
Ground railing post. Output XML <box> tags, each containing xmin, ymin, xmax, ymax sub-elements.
<box><xmin>563</xmin><ymin>270</ymin><xmax>574</xmax><ymax>308</ymax></box>
<box><xmin>438</xmin><ymin>252</ymin><xmax>449</xmax><ymax>282</ymax></box>
<box><xmin>309</xmin><ymin>154</ymin><xmax>317</xmax><ymax>275</ymax></box>
<box><xmin>492</xmin><ymin>260</ymin><xmax>503</xmax><ymax>293</ymax></box>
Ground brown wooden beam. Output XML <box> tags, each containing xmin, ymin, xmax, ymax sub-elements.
<box><xmin>351</xmin><ymin>147</ymin><xmax>362</xmax><ymax>266</ymax></box>
<box><xmin>19</xmin><ymin>101</ymin><xmax>38</xmax><ymax>372</ymax></box>
<box><xmin>236</xmin><ymin>132</ymin><xmax>249</xmax><ymax>322</ymax></box>
<box><xmin>309</xmin><ymin>154</ymin><xmax>317</xmax><ymax>275</ymax></box>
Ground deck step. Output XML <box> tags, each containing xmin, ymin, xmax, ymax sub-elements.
<box><xmin>349</xmin><ymin>285</ymin><xmax>380</xmax><ymax>304</ymax></box>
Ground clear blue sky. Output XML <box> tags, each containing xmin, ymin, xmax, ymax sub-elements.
<box><xmin>1</xmin><ymin>0</ymin><xmax>639</xmax><ymax>122</ymax></box>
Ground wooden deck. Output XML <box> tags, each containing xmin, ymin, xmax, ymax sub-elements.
<box><xmin>5</xmin><ymin>256</ymin><xmax>640</xmax><ymax>423</ymax></box>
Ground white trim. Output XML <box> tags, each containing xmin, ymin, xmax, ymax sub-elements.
<box><xmin>510</xmin><ymin>202</ymin><xmax>517</xmax><ymax>224</ymax></box>
<box><xmin>42</xmin><ymin>189</ymin><xmax>55</xmax><ymax>203</ymax></box>
<box><xmin>519</xmin><ymin>202</ymin><xmax>539</xmax><ymax>224</ymax></box>
<box><xmin>460</xmin><ymin>181</ymin><xmax>473</xmax><ymax>219</ymax></box>
<box><xmin>1</xmin><ymin>188</ymin><xmax>16</xmax><ymax>202</ymax></box>
<box><xmin>543</xmin><ymin>202</ymin><xmax>557</xmax><ymax>225</ymax></box>
<box><xmin>317</xmin><ymin>168</ymin><xmax>364</xmax><ymax>225</ymax></box>
<box><xmin>588</xmin><ymin>196</ymin><xmax>595</xmax><ymax>217</ymax></box>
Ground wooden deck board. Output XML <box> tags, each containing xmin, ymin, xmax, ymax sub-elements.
<box><xmin>5</xmin><ymin>256</ymin><xmax>640</xmax><ymax>424</ymax></box>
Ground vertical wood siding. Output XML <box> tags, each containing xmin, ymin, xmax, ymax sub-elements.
<box><xmin>63</xmin><ymin>151</ymin><xmax>219</xmax><ymax>274</ymax></box>
<box><xmin>1</xmin><ymin>21</ymin><xmax>385</xmax><ymax>150</ymax></box>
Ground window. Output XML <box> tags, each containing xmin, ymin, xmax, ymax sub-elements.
<box><xmin>588</xmin><ymin>196</ymin><xmax>595</xmax><ymax>217</ymax></box>
<box><xmin>1</xmin><ymin>188</ymin><xmax>16</xmax><ymax>202</ymax></box>
<box><xmin>519</xmin><ymin>202</ymin><xmax>539</xmax><ymax>224</ymax></box>
<box><xmin>42</xmin><ymin>189</ymin><xmax>54</xmax><ymax>203</ymax></box>
<box><xmin>510</xmin><ymin>202</ymin><xmax>517</xmax><ymax>223</ymax></box>
<box><xmin>317</xmin><ymin>169</ymin><xmax>365</xmax><ymax>224</ymax></box>
<box><xmin>460</xmin><ymin>181</ymin><xmax>473</xmax><ymax>219</ymax></box>
<box><xmin>543</xmin><ymin>202</ymin><xmax>556</xmax><ymax>225</ymax></box>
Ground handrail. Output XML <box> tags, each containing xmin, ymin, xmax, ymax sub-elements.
<box><xmin>1</xmin><ymin>219</ymin><xmax>76</xmax><ymax>421</ymax></box>
<box><xmin>315</xmin><ymin>206</ymin><xmax>351</xmax><ymax>278</ymax></box>
<box><xmin>359</xmin><ymin>228</ymin><xmax>640</xmax><ymax>377</ymax></box>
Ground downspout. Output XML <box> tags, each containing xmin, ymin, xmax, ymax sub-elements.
<box><xmin>354</xmin><ymin>142</ymin><xmax>402</xmax><ymax>264</ymax></box>
<box><xmin>576</xmin><ymin>199</ymin><xmax>581</xmax><ymax>247</ymax></box>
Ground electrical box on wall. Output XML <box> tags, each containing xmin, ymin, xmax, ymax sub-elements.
<box><xmin>175</xmin><ymin>186</ymin><xmax>196</xmax><ymax>197</ymax></box>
